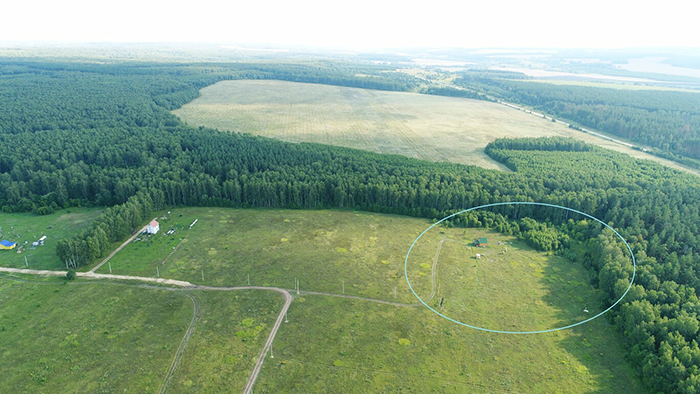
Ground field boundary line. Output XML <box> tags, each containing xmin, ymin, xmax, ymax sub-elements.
<box><xmin>299</xmin><ymin>290</ymin><xmax>418</xmax><ymax>307</ymax></box>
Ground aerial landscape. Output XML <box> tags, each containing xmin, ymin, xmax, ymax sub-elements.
<box><xmin>1</xmin><ymin>2</ymin><xmax>700</xmax><ymax>393</ymax></box>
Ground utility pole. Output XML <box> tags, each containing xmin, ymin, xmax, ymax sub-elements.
<box><xmin>109</xmin><ymin>262</ymin><xmax>112</xmax><ymax>274</ymax></box>
<box><xmin>201</xmin><ymin>270</ymin><xmax>204</xmax><ymax>281</ymax></box>
<box><xmin>247</xmin><ymin>274</ymin><xmax>250</xmax><ymax>286</ymax></box>
<box><xmin>156</xmin><ymin>266</ymin><xmax>159</xmax><ymax>277</ymax></box>
<box><xmin>270</xmin><ymin>344</ymin><xmax>274</xmax><ymax>359</ymax></box>
<box><xmin>285</xmin><ymin>312</ymin><xmax>288</xmax><ymax>323</ymax></box>
<box><xmin>25</xmin><ymin>256</ymin><xmax>28</xmax><ymax>268</ymax></box>
<box><xmin>342</xmin><ymin>280</ymin><xmax>344</xmax><ymax>294</ymax></box>
<box><xmin>394</xmin><ymin>287</ymin><xmax>397</xmax><ymax>299</ymax></box>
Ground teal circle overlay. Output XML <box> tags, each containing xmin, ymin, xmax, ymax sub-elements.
<box><xmin>404</xmin><ymin>202</ymin><xmax>636</xmax><ymax>334</ymax></box>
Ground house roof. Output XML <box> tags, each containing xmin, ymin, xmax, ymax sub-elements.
<box><xmin>476</xmin><ymin>238</ymin><xmax>488</xmax><ymax>243</ymax></box>
<box><xmin>0</xmin><ymin>239</ymin><xmax>16</xmax><ymax>247</ymax></box>
<box><xmin>149</xmin><ymin>220</ymin><xmax>159</xmax><ymax>227</ymax></box>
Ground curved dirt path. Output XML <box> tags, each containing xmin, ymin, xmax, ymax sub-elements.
<box><xmin>1</xmin><ymin>267</ymin><xmax>416</xmax><ymax>393</ymax></box>
<box><xmin>425</xmin><ymin>238</ymin><xmax>445</xmax><ymax>303</ymax></box>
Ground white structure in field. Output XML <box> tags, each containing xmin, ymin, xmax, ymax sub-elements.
<box><xmin>147</xmin><ymin>219</ymin><xmax>160</xmax><ymax>234</ymax></box>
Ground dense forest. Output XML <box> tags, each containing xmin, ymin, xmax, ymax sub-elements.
<box><xmin>1</xmin><ymin>59</ymin><xmax>700</xmax><ymax>393</ymax></box>
<box><xmin>455</xmin><ymin>73</ymin><xmax>700</xmax><ymax>166</ymax></box>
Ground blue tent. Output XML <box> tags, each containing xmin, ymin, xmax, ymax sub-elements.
<box><xmin>0</xmin><ymin>239</ymin><xmax>16</xmax><ymax>249</ymax></box>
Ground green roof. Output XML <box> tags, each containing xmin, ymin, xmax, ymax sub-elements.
<box><xmin>476</xmin><ymin>238</ymin><xmax>488</xmax><ymax>243</ymax></box>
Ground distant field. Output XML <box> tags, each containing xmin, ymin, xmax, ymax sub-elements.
<box><xmin>527</xmin><ymin>79</ymin><xmax>700</xmax><ymax>93</ymax></box>
<box><xmin>173</xmin><ymin>80</ymin><xmax>695</xmax><ymax>173</ymax></box>
<box><xmin>0</xmin><ymin>208</ymin><xmax>102</xmax><ymax>270</ymax></box>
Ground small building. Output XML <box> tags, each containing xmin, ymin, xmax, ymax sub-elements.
<box><xmin>147</xmin><ymin>219</ymin><xmax>160</xmax><ymax>235</ymax></box>
<box><xmin>0</xmin><ymin>240</ymin><xmax>16</xmax><ymax>250</ymax></box>
<box><xmin>38</xmin><ymin>235</ymin><xmax>47</xmax><ymax>245</ymax></box>
<box><xmin>474</xmin><ymin>237</ymin><xmax>488</xmax><ymax>247</ymax></box>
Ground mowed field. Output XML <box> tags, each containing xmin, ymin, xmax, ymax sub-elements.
<box><xmin>173</xmin><ymin>79</ymin><xmax>692</xmax><ymax>173</ymax></box>
<box><xmin>0</xmin><ymin>208</ymin><xmax>103</xmax><ymax>270</ymax></box>
<box><xmin>96</xmin><ymin>207</ymin><xmax>645</xmax><ymax>392</ymax></box>
<box><xmin>0</xmin><ymin>276</ymin><xmax>283</xmax><ymax>394</ymax></box>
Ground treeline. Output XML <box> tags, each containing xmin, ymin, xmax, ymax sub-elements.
<box><xmin>1</xmin><ymin>59</ymin><xmax>700</xmax><ymax>392</ymax></box>
<box><xmin>455</xmin><ymin>73</ymin><xmax>700</xmax><ymax>161</ymax></box>
<box><xmin>487</xmin><ymin>137</ymin><xmax>594</xmax><ymax>152</ymax></box>
<box><xmin>419</xmin><ymin>85</ymin><xmax>494</xmax><ymax>101</ymax></box>
<box><xmin>56</xmin><ymin>191</ymin><xmax>158</xmax><ymax>267</ymax></box>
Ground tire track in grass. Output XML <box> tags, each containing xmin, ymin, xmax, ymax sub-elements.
<box><xmin>158</xmin><ymin>292</ymin><xmax>201</xmax><ymax>394</ymax></box>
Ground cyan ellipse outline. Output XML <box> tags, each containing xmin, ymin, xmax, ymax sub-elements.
<box><xmin>404</xmin><ymin>202</ymin><xmax>636</xmax><ymax>334</ymax></box>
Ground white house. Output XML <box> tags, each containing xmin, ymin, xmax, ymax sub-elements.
<box><xmin>147</xmin><ymin>219</ymin><xmax>160</xmax><ymax>234</ymax></box>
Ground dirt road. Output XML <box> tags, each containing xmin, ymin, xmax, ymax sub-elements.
<box><xmin>89</xmin><ymin>223</ymin><xmax>150</xmax><ymax>273</ymax></box>
<box><xmin>1</xmin><ymin>267</ymin><xmax>410</xmax><ymax>394</ymax></box>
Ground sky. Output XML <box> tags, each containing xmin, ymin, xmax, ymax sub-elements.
<box><xmin>2</xmin><ymin>0</ymin><xmax>698</xmax><ymax>49</ymax></box>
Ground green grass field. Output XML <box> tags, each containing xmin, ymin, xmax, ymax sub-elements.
<box><xmin>0</xmin><ymin>277</ymin><xmax>192</xmax><ymax>393</ymax></box>
<box><xmin>0</xmin><ymin>276</ymin><xmax>284</xmax><ymax>394</ymax></box>
<box><xmin>0</xmin><ymin>208</ymin><xmax>103</xmax><ymax>270</ymax></box>
<box><xmin>96</xmin><ymin>208</ymin><xmax>440</xmax><ymax>303</ymax></box>
<box><xmin>172</xmin><ymin>79</ymin><xmax>694</xmax><ymax>174</ymax></box>
<box><xmin>254</xmin><ymin>296</ymin><xmax>644</xmax><ymax>393</ymax></box>
<box><xmin>96</xmin><ymin>207</ymin><xmax>644</xmax><ymax>392</ymax></box>
<box><xmin>405</xmin><ymin>230</ymin><xmax>605</xmax><ymax>333</ymax></box>
<box><xmin>168</xmin><ymin>289</ymin><xmax>283</xmax><ymax>393</ymax></box>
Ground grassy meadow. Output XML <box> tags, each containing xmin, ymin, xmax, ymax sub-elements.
<box><xmin>0</xmin><ymin>208</ymin><xmax>103</xmax><ymax>270</ymax></box>
<box><xmin>406</xmin><ymin>229</ymin><xmax>605</xmax><ymax>333</ymax></box>
<box><xmin>96</xmin><ymin>207</ymin><xmax>441</xmax><ymax>303</ymax></box>
<box><xmin>167</xmin><ymin>289</ymin><xmax>284</xmax><ymax>394</ymax></box>
<box><xmin>172</xmin><ymin>79</ymin><xmax>691</xmax><ymax>173</ymax></box>
<box><xmin>94</xmin><ymin>207</ymin><xmax>645</xmax><ymax>392</ymax></box>
<box><xmin>0</xmin><ymin>276</ymin><xmax>284</xmax><ymax>394</ymax></box>
<box><xmin>0</xmin><ymin>277</ymin><xmax>192</xmax><ymax>393</ymax></box>
<box><xmin>254</xmin><ymin>296</ymin><xmax>644</xmax><ymax>393</ymax></box>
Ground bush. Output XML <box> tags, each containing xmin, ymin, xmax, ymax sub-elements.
<box><xmin>66</xmin><ymin>269</ymin><xmax>76</xmax><ymax>281</ymax></box>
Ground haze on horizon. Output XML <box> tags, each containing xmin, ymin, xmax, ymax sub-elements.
<box><xmin>2</xmin><ymin>0</ymin><xmax>698</xmax><ymax>50</ymax></box>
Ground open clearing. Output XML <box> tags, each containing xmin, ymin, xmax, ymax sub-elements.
<box><xmin>95</xmin><ymin>207</ymin><xmax>644</xmax><ymax>392</ymax></box>
<box><xmin>173</xmin><ymin>79</ymin><xmax>693</xmax><ymax>173</ymax></box>
<box><xmin>0</xmin><ymin>208</ymin><xmax>102</xmax><ymax>270</ymax></box>
<box><xmin>0</xmin><ymin>276</ymin><xmax>283</xmax><ymax>393</ymax></box>
<box><xmin>406</xmin><ymin>229</ymin><xmax>603</xmax><ymax>333</ymax></box>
